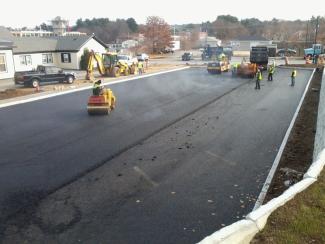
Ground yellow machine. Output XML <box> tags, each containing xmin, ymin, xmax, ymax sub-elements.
<box><xmin>86</xmin><ymin>51</ymin><xmax>132</xmax><ymax>80</ymax></box>
<box><xmin>87</xmin><ymin>88</ymin><xmax>116</xmax><ymax>115</ymax></box>
<box><xmin>207</xmin><ymin>53</ymin><xmax>230</xmax><ymax>74</ymax></box>
<box><xmin>237</xmin><ymin>62</ymin><xmax>257</xmax><ymax>78</ymax></box>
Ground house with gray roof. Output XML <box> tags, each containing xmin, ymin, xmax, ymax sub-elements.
<box><xmin>230</xmin><ymin>35</ymin><xmax>272</xmax><ymax>51</ymax></box>
<box><xmin>13</xmin><ymin>34</ymin><xmax>108</xmax><ymax>71</ymax></box>
<box><xmin>0</xmin><ymin>27</ymin><xmax>15</xmax><ymax>80</ymax></box>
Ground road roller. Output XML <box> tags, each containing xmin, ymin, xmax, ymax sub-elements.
<box><xmin>87</xmin><ymin>88</ymin><xmax>116</xmax><ymax>115</ymax></box>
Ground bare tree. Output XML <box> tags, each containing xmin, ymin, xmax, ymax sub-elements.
<box><xmin>144</xmin><ymin>16</ymin><xmax>173</xmax><ymax>53</ymax></box>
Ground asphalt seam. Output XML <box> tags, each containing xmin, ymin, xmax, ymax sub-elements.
<box><xmin>253</xmin><ymin>68</ymin><xmax>316</xmax><ymax>210</ymax></box>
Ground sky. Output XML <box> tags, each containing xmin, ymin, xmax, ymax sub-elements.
<box><xmin>1</xmin><ymin>0</ymin><xmax>325</xmax><ymax>28</ymax></box>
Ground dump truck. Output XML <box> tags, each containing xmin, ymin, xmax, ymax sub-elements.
<box><xmin>304</xmin><ymin>44</ymin><xmax>324</xmax><ymax>59</ymax></box>
<box><xmin>250</xmin><ymin>46</ymin><xmax>268</xmax><ymax>70</ymax></box>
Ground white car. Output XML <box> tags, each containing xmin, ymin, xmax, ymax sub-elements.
<box><xmin>117</xmin><ymin>55</ymin><xmax>138</xmax><ymax>66</ymax></box>
<box><xmin>136</xmin><ymin>53</ymin><xmax>149</xmax><ymax>62</ymax></box>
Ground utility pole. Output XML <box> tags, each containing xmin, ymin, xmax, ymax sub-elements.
<box><xmin>313</xmin><ymin>16</ymin><xmax>320</xmax><ymax>63</ymax></box>
<box><xmin>305</xmin><ymin>20</ymin><xmax>309</xmax><ymax>48</ymax></box>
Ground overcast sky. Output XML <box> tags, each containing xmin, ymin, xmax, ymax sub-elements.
<box><xmin>2</xmin><ymin>0</ymin><xmax>325</xmax><ymax>28</ymax></box>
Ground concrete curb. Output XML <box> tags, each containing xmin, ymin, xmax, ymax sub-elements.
<box><xmin>197</xmin><ymin>69</ymin><xmax>324</xmax><ymax>244</ymax></box>
<box><xmin>199</xmin><ymin>220</ymin><xmax>259</xmax><ymax>244</ymax></box>
<box><xmin>277</xmin><ymin>66</ymin><xmax>315</xmax><ymax>70</ymax></box>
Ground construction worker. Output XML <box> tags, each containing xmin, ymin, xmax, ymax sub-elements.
<box><xmin>232</xmin><ymin>63</ymin><xmax>238</xmax><ymax>76</ymax></box>
<box><xmin>255</xmin><ymin>69</ymin><xmax>262</xmax><ymax>90</ymax></box>
<box><xmin>268</xmin><ymin>65</ymin><xmax>275</xmax><ymax>81</ymax></box>
<box><xmin>93</xmin><ymin>80</ymin><xmax>103</xmax><ymax>95</ymax></box>
<box><xmin>218</xmin><ymin>53</ymin><xmax>226</xmax><ymax>61</ymax></box>
<box><xmin>291</xmin><ymin>69</ymin><xmax>297</xmax><ymax>86</ymax></box>
<box><xmin>138</xmin><ymin>61</ymin><xmax>144</xmax><ymax>75</ymax></box>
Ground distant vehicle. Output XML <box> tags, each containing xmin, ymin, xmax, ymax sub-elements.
<box><xmin>136</xmin><ymin>53</ymin><xmax>149</xmax><ymax>61</ymax></box>
<box><xmin>117</xmin><ymin>54</ymin><xmax>138</xmax><ymax>67</ymax></box>
<box><xmin>202</xmin><ymin>46</ymin><xmax>232</xmax><ymax>61</ymax></box>
<box><xmin>276</xmin><ymin>48</ymin><xmax>297</xmax><ymax>57</ymax></box>
<box><xmin>250</xmin><ymin>46</ymin><xmax>269</xmax><ymax>70</ymax></box>
<box><xmin>182</xmin><ymin>52</ymin><xmax>193</xmax><ymax>61</ymax></box>
<box><xmin>14</xmin><ymin>65</ymin><xmax>76</xmax><ymax>88</ymax></box>
<box><xmin>304</xmin><ymin>44</ymin><xmax>324</xmax><ymax>59</ymax></box>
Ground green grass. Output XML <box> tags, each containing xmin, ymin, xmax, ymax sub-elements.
<box><xmin>252</xmin><ymin>171</ymin><xmax>325</xmax><ymax>244</ymax></box>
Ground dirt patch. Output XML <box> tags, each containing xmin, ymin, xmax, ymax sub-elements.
<box><xmin>0</xmin><ymin>88</ymin><xmax>39</xmax><ymax>100</ymax></box>
<box><xmin>263</xmin><ymin>67</ymin><xmax>323</xmax><ymax>203</ymax></box>
<box><xmin>0</xmin><ymin>64</ymin><xmax>181</xmax><ymax>101</ymax></box>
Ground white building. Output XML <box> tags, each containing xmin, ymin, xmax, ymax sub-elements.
<box><xmin>11</xmin><ymin>17</ymin><xmax>86</xmax><ymax>38</ymax></box>
<box><xmin>13</xmin><ymin>34</ymin><xmax>107</xmax><ymax>71</ymax></box>
<box><xmin>230</xmin><ymin>35</ymin><xmax>272</xmax><ymax>51</ymax></box>
<box><xmin>171</xmin><ymin>35</ymin><xmax>180</xmax><ymax>51</ymax></box>
<box><xmin>0</xmin><ymin>40</ymin><xmax>15</xmax><ymax>80</ymax></box>
<box><xmin>122</xmin><ymin>39</ymin><xmax>139</xmax><ymax>49</ymax></box>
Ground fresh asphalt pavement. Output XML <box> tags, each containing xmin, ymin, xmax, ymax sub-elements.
<box><xmin>0</xmin><ymin>67</ymin><xmax>313</xmax><ymax>243</ymax></box>
<box><xmin>0</xmin><ymin>68</ymin><xmax>243</xmax><ymax>219</ymax></box>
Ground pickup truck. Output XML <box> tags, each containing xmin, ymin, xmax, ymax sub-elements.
<box><xmin>117</xmin><ymin>55</ymin><xmax>138</xmax><ymax>67</ymax></box>
<box><xmin>14</xmin><ymin>65</ymin><xmax>76</xmax><ymax>88</ymax></box>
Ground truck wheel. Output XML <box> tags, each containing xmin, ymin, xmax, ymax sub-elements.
<box><xmin>31</xmin><ymin>79</ymin><xmax>40</xmax><ymax>88</ymax></box>
<box><xmin>112</xmin><ymin>67</ymin><xmax>120</xmax><ymax>77</ymax></box>
<box><xmin>66</xmin><ymin>76</ymin><xmax>74</xmax><ymax>84</ymax></box>
<box><xmin>130</xmin><ymin>65</ymin><xmax>136</xmax><ymax>74</ymax></box>
<box><xmin>124</xmin><ymin>68</ymin><xmax>130</xmax><ymax>76</ymax></box>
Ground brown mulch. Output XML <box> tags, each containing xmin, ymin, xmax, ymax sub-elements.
<box><xmin>263</xmin><ymin>67</ymin><xmax>323</xmax><ymax>203</ymax></box>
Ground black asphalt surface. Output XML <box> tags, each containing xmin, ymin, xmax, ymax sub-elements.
<box><xmin>0</xmin><ymin>68</ymin><xmax>243</xmax><ymax>220</ymax></box>
<box><xmin>0</xmin><ymin>67</ymin><xmax>313</xmax><ymax>243</ymax></box>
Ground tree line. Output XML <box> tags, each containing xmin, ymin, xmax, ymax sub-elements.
<box><xmin>9</xmin><ymin>15</ymin><xmax>325</xmax><ymax>54</ymax></box>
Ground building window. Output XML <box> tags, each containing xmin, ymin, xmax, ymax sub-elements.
<box><xmin>19</xmin><ymin>55</ymin><xmax>32</xmax><ymax>65</ymax></box>
<box><xmin>42</xmin><ymin>54</ymin><xmax>53</xmax><ymax>64</ymax></box>
<box><xmin>0</xmin><ymin>54</ymin><xmax>7</xmax><ymax>72</ymax></box>
<box><xmin>61</xmin><ymin>53</ymin><xmax>71</xmax><ymax>63</ymax></box>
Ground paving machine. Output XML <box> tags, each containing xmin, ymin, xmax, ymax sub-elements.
<box><xmin>87</xmin><ymin>87</ymin><xmax>116</xmax><ymax>115</ymax></box>
<box><xmin>236</xmin><ymin>62</ymin><xmax>257</xmax><ymax>78</ymax></box>
<box><xmin>86</xmin><ymin>51</ymin><xmax>131</xmax><ymax>80</ymax></box>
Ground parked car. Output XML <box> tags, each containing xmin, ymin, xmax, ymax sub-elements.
<box><xmin>136</xmin><ymin>53</ymin><xmax>149</xmax><ymax>61</ymax></box>
<box><xmin>14</xmin><ymin>65</ymin><xmax>76</xmax><ymax>88</ymax></box>
<box><xmin>276</xmin><ymin>48</ymin><xmax>297</xmax><ymax>57</ymax></box>
<box><xmin>117</xmin><ymin>54</ymin><xmax>138</xmax><ymax>66</ymax></box>
<box><xmin>182</xmin><ymin>52</ymin><xmax>193</xmax><ymax>61</ymax></box>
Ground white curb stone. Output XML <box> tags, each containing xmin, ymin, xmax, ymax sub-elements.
<box><xmin>304</xmin><ymin>158</ymin><xmax>325</xmax><ymax>179</ymax></box>
<box><xmin>246</xmin><ymin>178</ymin><xmax>316</xmax><ymax>230</ymax></box>
<box><xmin>198</xmin><ymin>220</ymin><xmax>259</xmax><ymax>244</ymax></box>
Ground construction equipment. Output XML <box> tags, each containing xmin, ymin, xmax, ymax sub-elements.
<box><xmin>304</xmin><ymin>44</ymin><xmax>324</xmax><ymax>59</ymax></box>
<box><xmin>250</xmin><ymin>46</ymin><xmax>268</xmax><ymax>70</ymax></box>
<box><xmin>207</xmin><ymin>55</ymin><xmax>231</xmax><ymax>74</ymax></box>
<box><xmin>86</xmin><ymin>51</ymin><xmax>132</xmax><ymax>80</ymax></box>
<box><xmin>87</xmin><ymin>88</ymin><xmax>116</xmax><ymax>115</ymax></box>
<box><xmin>202</xmin><ymin>45</ymin><xmax>233</xmax><ymax>61</ymax></box>
<box><xmin>237</xmin><ymin>62</ymin><xmax>257</xmax><ymax>78</ymax></box>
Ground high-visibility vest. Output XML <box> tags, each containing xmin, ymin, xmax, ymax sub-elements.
<box><xmin>292</xmin><ymin>70</ymin><xmax>297</xmax><ymax>77</ymax></box>
<box><xmin>138</xmin><ymin>62</ymin><xmax>143</xmax><ymax>68</ymax></box>
<box><xmin>257</xmin><ymin>71</ymin><xmax>262</xmax><ymax>80</ymax></box>
<box><xmin>269</xmin><ymin>66</ymin><xmax>275</xmax><ymax>74</ymax></box>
